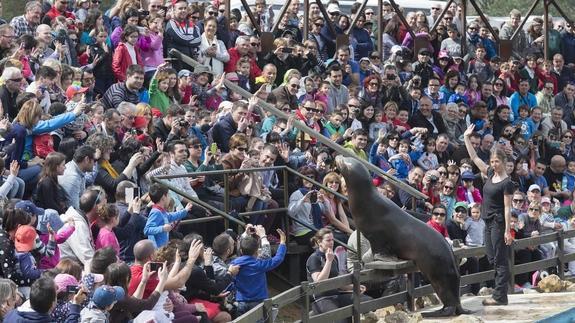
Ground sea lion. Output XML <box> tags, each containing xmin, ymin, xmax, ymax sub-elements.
<box><xmin>335</xmin><ymin>155</ymin><xmax>470</xmax><ymax>317</ymax></box>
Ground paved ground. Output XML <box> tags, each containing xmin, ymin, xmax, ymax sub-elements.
<box><xmin>419</xmin><ymin>292</ymin><xmax>575</xmax><ymax>322</ymax></box>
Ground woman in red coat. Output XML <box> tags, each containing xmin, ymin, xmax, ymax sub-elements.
<box><xmin>112</xmin><ymin>25</ymin><xmax>142</xmax><ymax>82</ymax></box>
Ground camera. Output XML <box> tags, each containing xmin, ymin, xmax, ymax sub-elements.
<box><xmin>55</xmin><ymin>29</ymin><xmax>67</xmax><ymax>44</ymax></box>
<box><xmin>66</xmin><ymin>285</ymin><xmax>79</xmax><ymax>294</ymax></box>
<box><xmin>386</xmin><ymin>74</ymin><xmax>396</xmax><ymax>80</ymax></box>
<box><xmin>309</xmin><ymin>191</ymin><xmax>318</xmax><ymax>204</ymax></box>
<box><xmin>178</xmin><ymin>119</ymin><xmax>190</xmax><ymax>128</ymax></box>
<box><xmin>429</xmin><ymin>175</ymin><xmax>438</xmax><ymax>183</ymax></box>
<box><xmin>149</xmin><ymin>262</ymin><xmax>163</xmax><ymax>272</ymax></box>
<box><xmin>138</xmin><ymin>10</ymin><xmax>150</xmax><ymax>17</ymax></box>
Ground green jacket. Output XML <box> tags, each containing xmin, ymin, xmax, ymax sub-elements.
<box><xmin>149</xmin><ymin>78</ymin><xmax>171</xmax><ymax>115</ymax></box>
<box><xmin>343</xmin><ymin>141</ymin><xmax>367</xmax><ymax>161</ymax></box>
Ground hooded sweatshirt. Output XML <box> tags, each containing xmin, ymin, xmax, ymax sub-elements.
<box><xmin>230</xmin><ymin>243</ymin><xmax>286</xmax><ymax>302</ymax></box>
<box><xmin>5</xmin><ymin>303</ymin><xmax>81</xmax><ymax>323</ymax></box>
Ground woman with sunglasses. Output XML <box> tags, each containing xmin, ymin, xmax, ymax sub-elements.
<box><xmin>515</xmin><ymin>201</ymin><xmax>545</xmax><ymax>287</ymax></box>
<box><xmin>464</xmin><ymin>124</ymin><xmax>515</xmax><ymax>306</ymax></box>
<box><xmin>358</xmin><ymin>75</ymin><xmax>383</xmax><ymax>109</ymax></box>
<box><xmin>440</xmin><ymin>179</ymin><xmax>458</xmax><ymax>220</ymax></box>
<box><xmin>427</xmin><ymin>204</ymin><xmax>450</xmax><ymax>241</ymax></box>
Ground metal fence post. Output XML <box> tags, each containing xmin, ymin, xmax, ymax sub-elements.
<box><xmin>406</xmin><ymin>272</ymin><xmax>415</xmax><ymax>311</ymax></box>
<box><xmin>301</xmin><ymin>281</ymin><xmax>311</xmax><ymax>323</ymax></box>
<box><xmin>557</xmin><ymin>231</ymin><xmax>565</xmax><ymax>280</ymax></box>
<box><xmin>223</xmin><ymin>173</ymin><xmax>230</xmax><ymax>230</ymax></box>
<box><xmin>283</xmin><ymin>168</ymin><xmax>290</xmax><ymax>245</ymax></box>
<box><xmin>509</xmin><ymin>242</ymin><xmax>515</xmax><ymax>291</ymax></box>
<box><xmin>352</xmin><ymin>262</ymin><xmax>361</xmax><ymax>322</ymax></box>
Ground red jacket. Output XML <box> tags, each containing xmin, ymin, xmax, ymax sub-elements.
<box><xmin>44</xmin><ymin>7</ymin><xmax>76</xmax><ymax>24</ymax></box>
<box><xmin>224</xmin><ymin>48</ymin><xmax>261</xmax><ymax>81</ymax></box>
<box><xmin>112</xmin><ymin>42</ymin><xmax>142</xmax><ymax>82</ymax></box>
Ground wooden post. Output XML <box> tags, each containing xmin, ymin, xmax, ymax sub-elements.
<box><xmin>223</xmin><ymin>174</ymin><xmax>230</xmax><ymax>230</ymax></box>
<box><xmin>377</xmin><ymin>0</ymin><xmax>383</xmax><ymax>59</ymax></box>
<box><xmin>263</xmin><ymin>298</ymin><xmax>274</xmax><ymax>323</ymax></box>
<box><xmin>543</xmin><ymin>0</ymin><xmax>549</xmax><ymax>61</ymax></box>
<box><xmin>301</xmin><ymin>281</ymin><xmax>311</xmax><ymax>323</ymax></box>
<box><xmin>557</xmin><ymin>231</ymin><xmax>565</xmax><ymax>280</ymax></box>
<box><xmin>352</xmin><ymin>262</ymin><xmax>361</xmax><ymax>322</ymax></box>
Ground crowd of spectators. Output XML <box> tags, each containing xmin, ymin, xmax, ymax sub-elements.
<box><xmin>0</xmin><ymin>0</ymin><xmax>574</xmax><ymax>321</ymax></box>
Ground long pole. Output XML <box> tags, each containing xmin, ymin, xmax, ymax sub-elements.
<box><xmin>168</xmin><ymin>49</ymin><xmax>428</xmax><ymax>200</ymax></box>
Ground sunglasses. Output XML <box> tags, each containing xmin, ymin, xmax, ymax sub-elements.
<box><xmin>513</xmin><ymin>199</ymin><xmax>524</xmax><ymax>203</ymax></box>
<box><xmin>368</xmin><ymin>82</ymin><xmax>379</xmax><ymax>87</ymax></box>
<box><xmin>370</xmin><ymin>56</ymin><xmax>380</xmax><ymax>59</ymax></box>
<box><xmin>494</xmin><ymin>83</ymin><xmax>503</xmax><ymax>86</ymax></box>
<box><xmin>439</xmin><ymin>171</ymin><xmax>447</xmax><ymax>176</ymax></box>
<box><xmin>191</xmin><ymin>16</ymin><xmax>199</xmax><ymax>20</ymax></box>
<box><xmin>92</xmin><ymin>0</ymin><xmax>101</xmax><ymax>3</ymax></box>
<box><xmin>315</xmin><ymin>23</ymin><xmax>324</xmax><ymax>27</ymax></box>
<box><xmin>366</xmin><ymin>12</ymin><xmax>374</xmax><ymax>15</ymax></box>
<box><xmin>236</xmin><ymin>147</ymin><xmax>248</xmax><ymax>152</ymax></box>
<box><xmin>219</xmin><ymin>9</ymin><xmax>225</xmax><ymax>13</ymax></box>
<box><xmin>545</xmin><ymin>86</ymin><xmax>554</xmax><ymax>90</ymax></box>
<box><xmin>192</xmin><ymin>144</ymin><xmax>202</xmax><ymax>149</ymax></box>
<box><xmin>309</xmin><ymin>108</ymin><xmax>323</xmax><ymax>113</ymax></box>
<box><xmin>444</xmin><ymin>185</ymin><xmax>454</xmax><ymax>189</ymax></box>
<box><xmin>251</xmin><ymin>42</ymin><xmax>260</xmax><ymax>46</ymax></box>
<box><xmin>468</xmin><ymin>27</ymin><xmax>477</xmax><ymax>31</ymax></box>
<box><xmin>529</xmin><ymin>208</ymin><xmax>541</xmax><ymax>212</ymax></box>
<box><xmin>290</xmin><ymin>84</ymin><xmax>300</xmax><ymax>89</ymax></box>
<box><xmin>432</xmin><ymin>212</ymin><xmax>446</xmax><ymax>217</ymax></box>
<box><xmin>9</xmin><ymin>78</ymin><xmax>23</xmax><ymax>82</ymax></box>
<box><xmin>443</xmin><ymin>17</ymin><xmax>453</xmax><ymax>20</ymax></box>
<box><xmin>208</xmin><ymin>11</ymin><xmax>217</xmax><ymax>16</ymax></box>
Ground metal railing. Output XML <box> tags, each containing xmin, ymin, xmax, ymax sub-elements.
<box><xmin>234</xmin><ymin>229</ymin><xmax>575</xmax><ymax>323</ymax></box>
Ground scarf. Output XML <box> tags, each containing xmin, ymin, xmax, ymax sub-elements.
<box><xmin>299</xmin><ymin>188</ymin><xmax>323</xmax><ymax>229</ymax></box>
<box><xmin>100</xmin><ymin>160</ymin><xmax>119</xmax><ymax>179</ymax></box>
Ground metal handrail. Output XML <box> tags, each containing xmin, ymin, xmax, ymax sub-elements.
<box><xmin>233</xmin><ymin>230</ymin><xmax>575</xmax><ymax>322</ymax></box>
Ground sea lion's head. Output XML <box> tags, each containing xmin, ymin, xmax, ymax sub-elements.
<box><xmin>335</xmin><ymin>155</ymin><xmax>371</xmax><ymax>190</ymax></box>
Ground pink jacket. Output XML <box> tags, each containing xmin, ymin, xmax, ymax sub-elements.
<box><xmin>95</xmin><ymin>227</ymin><xmax>120</xmax><ymax>257</ymax></box>
<box><xmin>39</xmin><ymin>225</ymin><xmax>75</xmax><ymax>269</ymax></box>
<box><xmin>456</xmin><ymin>186</ymin><xmax>483</xmax><ymax>204</ymax></box>
<box><xmin>140</xmin><ymin>32</ymin><xmax>164</xmax><ymax>69</ymax></box>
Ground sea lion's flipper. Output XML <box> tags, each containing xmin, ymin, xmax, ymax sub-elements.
<box><xmin>455</xmin><ymin>305</ymin><xmax>473</xmax><ymax>315</ymax></box>
<box><xmin>373</xmin><ymin>252</ymin><xmax>402</xmax><ymax>262</ymax></box>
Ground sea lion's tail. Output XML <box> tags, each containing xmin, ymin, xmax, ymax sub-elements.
<box><xmin>421</xmin><ymin>305</ymin><xmax>473</xmax><ymax>317</ymax></box>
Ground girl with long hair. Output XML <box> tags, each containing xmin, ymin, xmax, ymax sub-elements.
<box><xmin>35</xmin><ymin>152</ymin><xmax>69</xmax><ymax>213</ymax></box>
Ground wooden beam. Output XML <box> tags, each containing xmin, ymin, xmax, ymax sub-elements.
<box><xmin>240</xmin><ymin>0</ymin><xmax>261</xmax><ymax>35</ymax></box>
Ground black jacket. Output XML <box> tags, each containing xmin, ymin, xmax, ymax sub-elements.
<box><xmin>408</xmin><ymin>110</ymin><xmax>447</xmax><ymax>136</ymax></box>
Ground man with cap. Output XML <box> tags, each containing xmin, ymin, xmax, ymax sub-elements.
<box><xmin>412</xmin><ymin>48</ymin><xmax>434</xmax><ymax>88</ymax></box>
<box><xmin>447</xmin><ymin>202</ymin><xmax>468</xmax><ymax>239</ymax></box>
<box><xmin>526</xmin><ymin>184</ymin><xmax>542</xmax><ymax>204</ymax></box>
<box><xmin>539</xmin><ymin>196</ymin><xmax>563</xmax><ymax>232</ymax></box>
<box><xmin>319</xmin><ymin>3</ymin><xmax>341</xmax><ymax>58</ymax></box>
<box><xmin>80</xmin><ymin>285</ymin><xmax>125</xmax><ymax>321</ymax></box>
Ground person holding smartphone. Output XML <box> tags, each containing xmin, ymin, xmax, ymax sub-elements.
<box><xmin>198</xmin><ymin>17</ymin><xmax>229</xmax><ymax>76</ymax></box>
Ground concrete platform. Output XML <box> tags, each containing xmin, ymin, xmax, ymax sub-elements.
<box><xmin>419</xmin><ymin>292</ymin><xmax>575</xmax><ymax>322</ymax></box>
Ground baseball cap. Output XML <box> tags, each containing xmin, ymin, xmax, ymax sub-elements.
<box><xmin>54</xmin><ymin>274</ymin><xmax>79</xmax><ymax>293</ymax></box>
<box><xmin>541</xmin><ymin>196</ymin><xmax>551</xmax><ymax>204</ymax></box>
<box><xmin>528</xmin><ymin>184</ymin><xmax>542</xmax><ymax>192</ymax></box>
<box><xmin>15</xmin><ymin>225</ymin><xmax>37</xmax><ymax>253</ymax></box>
<box><xmin>438</xmin><ymin>50</ymin><xmax>449</xmax><ymax>59</ymax></box>
<box><xmin>454</xmin><ymin>202</ymin><xmax>468</xmax><ymax>211</ymax></box>
<box><xmin>461</xmin><ymin>170</ymin><xmax>475</xmax><ymax>181</ymax></box>
<box><xmin>15</xmin><ymin>200</ymin><xmax>45</xmax><ymax>216</ymax></box>
<box><xmin>490</xmin><ymin>55</ymin><xmax>501</xmax><ymax>63</ymax></box>
<box><xmin>65</xmin><ymin>85</ymin><xmax>89</xmax><ymax>100</ymax></box>
<box><xmin>418</xmin><ymin>48</ymin><xmax>432</xmax><ymax>55</ymax></box>
<box><xmin>91</xmin><ymin>285</ymin><xmax>125</xmax><ymax>309</ymax></box>
<box><xmin>327</xmin><ymin>3</ymin><xmax>340</xmax><ymax>13</ymax></box>
<box><xmin>391</xmin><ymin>45</ymin><xmax>403</xmax><ymax>54</ymax></box>
<box><xmin>177</xmin><ymin>69</ymin><xmax>192</xmax><ymax>78</ymax></box>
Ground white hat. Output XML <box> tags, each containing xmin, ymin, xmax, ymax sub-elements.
<box><xmin>327</xmin><ymin>3</ymin><xmax>340</xmax><ymax>13</ymax></box>
<box><xmin>391</xmin><ymin>45</ymin><xmax>403</xmax><ymax>54</ymax></box>
<box><xmin>528</xmin><ymin>184</ymin><xmax>541</xmax><ymax>193</ymax></box>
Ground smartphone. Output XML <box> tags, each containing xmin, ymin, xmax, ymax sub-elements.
<box><xmin>309</xmin><ymin>191</ymin><xmax>318</xmax><ymax>204</ymax></box>
<box><xmin>522</xmin><ymin>163</ymin><xmax>529</xmax><ymax>171</ymax></box>
<box><xmin>66</xmin><ymin>285</ymin><xmax>79</xmax><ymax>294</ymax></box>
<box><xmin>149</xmin><ymin>262</ymin><xmax>163</xmax><ymax>272</ymax></box>
<box><xmin>136</xmin><ymin>26</ymin><xmax>147</xmax><ymax>34</ymax></box>
<box><xmin>265</xmin><ymin>85</ymin><xmax>272</xmax><ymax>93</ymax></box>
<box><xmin>125</xmin><ymin>187</ymin><xmax>140</xmax><ymax>204</ymax></box>
<box><xmin>282</xmin><ymin>47</ymin><xmax>293</xmax><ymax>54</ymax></box>
<box><xmin>210</xmin><ymin>143</ymin><xmax>218</xmax><ymax>155</ymax></box>
<box><xmin>223</xmin><ymin>282</ymin><xmax>234</xmax><ymax>293</ymax></box>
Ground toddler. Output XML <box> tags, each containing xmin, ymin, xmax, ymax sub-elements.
<box><xmin>464</xmin><ymin>204</ymin><xmax>485</xmax><ymax>247</ymax></box>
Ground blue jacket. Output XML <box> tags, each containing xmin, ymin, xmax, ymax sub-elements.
<box><xmin>210</xmin><ymin>114</ymin><xmax>237</xmax><ymax>153</ymax></box>
<box><xmin>144</xmin><ymin>206</ymin><xmax>188</xmax><ymax>248</ymax></box>
<box><xmin>562</xmin><ymin>32</ymin><xmax>575</xmax><ymax>65</ymax></box>
<box><xmin>509</xmin><ymin>92</ymin><xmax>537</xmax><ymax>120</ymax></box>
<box><xmin>231</xmin><ymin>243</ymin><xmax>286</xmax><ymax>302</ymax></box>
<box><xmin>351</xmin><ymin>27</ymin><xmax>374</xmax><ymax>60</ymax></box>
<box><xmin>513</xmin><ymin>117</ymin><xmax>536</xmax><ymax>140</ymax></box>
<box><xmin>5</xmin><ymin>303</ymin><xmax>81</xmax><ymax>322</ymax></box>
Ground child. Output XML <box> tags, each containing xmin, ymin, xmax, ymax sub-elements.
<box><xmin>313</xmin><ymin>81</ymin><xmax>330</xmax><ymax>111</ymax></box>
<box><xmin>231</xmin><ymin>229</ymin><xmax>286</xmax><ymax>316</ymax></box>
<box><xmin>93</xmin><ymin>204</ymin><xmax>121</xmax><ymax>257</ymax></box>
<box><xmin>236</xmin><ymin>57</ymin><xmax>251</xmax><ymax>91</ymax></box>
<box><xmin>464</xmin><ymin>203</ymin><xmax>485</xmax><ymax>247</ymax></box>
<box><xmin>322</xmin><ymin>111</ymin><xmax>346</xmax><ymax>140</ymax></box>
<box><xmin>88</xmin><ymin>27</ymin><xmax>114</xmax><ymax>95</ymax></box>
<box><xmin>395</xmin><ymin>109</ymin><xmax>411</xmax><ymax>133</ymax></box>
<box><xmin>112</xmin><ymin>25</ymin><xmax>142</xmax><ymax>82</ymax></box>
<box><xmin>149</xmin><ymin>63</ymin><xmax>172</xmax><ymax>115</ymax></box>
<box><xmin>448</xmin><ymin>83</ymin><xmax>469</xmax><ymax>105</ymax></box>
<box><xmin>464</xmin><ymin>75</ymin><xmax>482</xmax><ymax>108</ymax></box>
<box><xmin>141</xmin><ymin>14</ymin><xmax>165</xmax><ymax>84</ymax></box>
<box><xmin>368</xmin><ymin>109</ymin><xmax>386</xmax><ymax>143</ymax></box>
<box><xmin>14</xmin><ymin>225</ymin><xmax>45</xmax><ymax>283</ymax></box>
<box><xmin>440</xmin><ymin>26</ymin><xmax>462</xmax><ymax>57</ymax></box>
<box><xmin>562</xmin><ymin>159</ymin><xmax>575</xmax><ymax>193</ymax></box>
<box><xmin>417</xmin><ymin>136</ymin><xmax>439</xmax><ymax>171</ymax></box>
<box><xmin>64</xmin><ymin>86</ymin><xmax>90</xmax><ymax>140</ymax></box>
<box><xmin>466</xmin><ymin>46</ymin><xmax>490</xmax><ymax>83</ymax></box>
<box><xmin>80</xmin><ymin>285</ymin><xmax>125</xmax><ymax>322</ymax></box>
<box><xmin>144</xmin><ymin>183</ymin><xmax>194</xmax><ymax>248</ymax></box>
<box><xmin>298</xmin><ymin>76</ymin><xmax>316</xmax><ymax>104</ymax></box>
<box><xmin>457</xmin><ymin>170</ymin><xmax>483</xmax><ymax>203</ymax></box>
<box><xmin>38</xmin><ymin>209</ymin><xmax>76</xmax><ymax>269</ymax></box>
<box><xmin>512</xmin><ymin>104</ymin><xmax>536</xmax><ymax>140</ymax></box>
<box><xmin>388</xmin><ymin>139</ymin><xmax>416</xmax><ymax>179</ymax></box>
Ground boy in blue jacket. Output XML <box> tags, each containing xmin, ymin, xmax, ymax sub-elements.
<box><xmin>231</xmin><ymin>228</ymin><xmax>287</xmax><ymax>316</ymax></box>
<box><xmin>144</xmin><ymin>183</ymin><xmax>193</xmax><ymax>248</ymax></box>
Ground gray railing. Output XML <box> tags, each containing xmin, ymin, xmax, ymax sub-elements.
<box><xmin>233</xmin><ymin>230</ymin><xmax>575</xmax><ymax>322</ymax></box>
